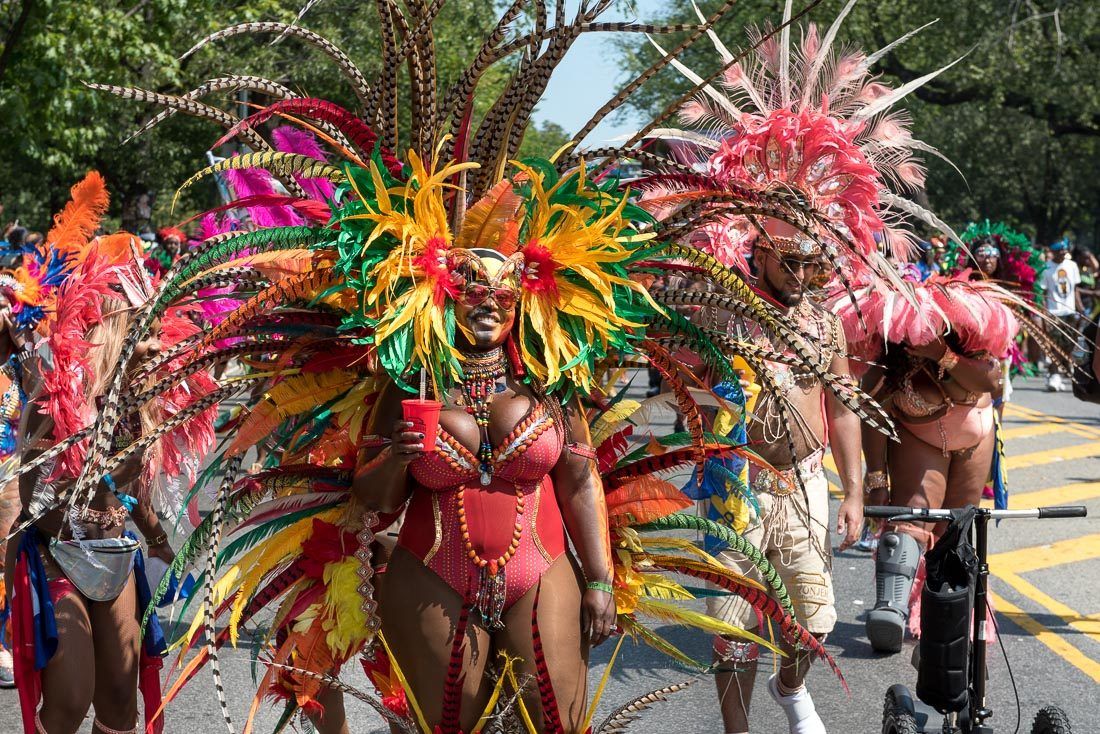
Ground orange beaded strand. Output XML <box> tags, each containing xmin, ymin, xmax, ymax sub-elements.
<box><xmin>456</xmin><ymin>483</ymin><xmax>525</xmax><ymax>577</ymax></box>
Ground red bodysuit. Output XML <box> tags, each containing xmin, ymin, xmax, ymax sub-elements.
<box><xmin>398</xmin><ymin>401</ymin><xmax>567</xmax><ymax>625</ymax></box>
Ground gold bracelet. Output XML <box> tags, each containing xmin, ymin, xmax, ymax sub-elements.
<box><xmin>146</xmin><ymin>532</ymin><xmax>169</xmax><ymax>547</ymax></box>
<box><xmin>938</xmin><ymin>349</ymin><xmax>960</xmax><ymax>372</ymax></box>
<box><xmin>864</xmin><ymin>470</ymin><xmax>889</xmax><ymax>492</ymax></box>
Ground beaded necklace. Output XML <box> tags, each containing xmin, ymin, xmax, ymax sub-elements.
<box><xmin>458</xmin><ymin>347</ymin><xmax>507</xmax><ymax>486</ymax></box>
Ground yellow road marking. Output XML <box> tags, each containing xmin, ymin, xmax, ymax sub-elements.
<box><xmin>1005</xmin><ymin>405</ymin><xmax>1100</xmax><ymax>439</ymax></box>
<box><xmin>988</xmin><ymin>590</ymin><xmax>1100</xmax><ymax>684</ymax></box>
<box><xmin>982</xmin><ymin>480</ymin><xmax>1100</xmax><ymax>509</ymax></box>
<box><xmin>1006</xmin><ymin>440</ymin><xmax>1100</xmax><ymax>470</ymax></box>
<box><xmin>994</xmin><ymin>571</ymin><xmax>1100</xmax><ymax>644</ymax></box>
<box><xmin>989</xmin><ymin>533</ymin><xmax>1100</xmax><ymax>573</ymax></box>
<box><xmin>1000</xmin><ymin>422</ymin><xmax>1082</xmax><ymax>441</ymax></box>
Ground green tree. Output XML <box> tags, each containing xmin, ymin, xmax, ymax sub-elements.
<box><xmin>611</xmin><ymin>0</ymin><xmax>1100</xmax><ymax>245</ymax></box>
<box><xmin>517</xmin><ymin>119</ymin><xmax>571</xmax><ymax>160</ymax></box>
<box><xmin>0</xmin><ymin>0</ymin><xmax>510</xmax><ymax>231</ymax></box>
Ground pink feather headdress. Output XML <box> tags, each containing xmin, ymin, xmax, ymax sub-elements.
<box><xmin>40</xmin><ymin>239</ymin><xmax>216</xmax><ymax>492</ymax></box>
<box><xmin>646</xmin><ymin>1</ymin><xmax>961</xmax><ymax>273</ymax></box>
<box><xmin>835</xmin><ymin>272</ymin><xmax>1022</xmax><ymax>371</ymax></box>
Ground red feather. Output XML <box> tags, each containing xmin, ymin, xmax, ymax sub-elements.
<box><xmin>211</xmin><ymin>98</ymin><xmax>402</xmax><ymax>175</ymax></box>
<box><xmin>605</xmin><ymin>445</ymin><xmax>749</xmax><ymax>489</ymax></box>
<box><xmin>643</xmin><ymin>340</ymin><xmax>708</xmax><ymax>485</ymax></box>
<box><xmin>531</xmin><ymin>584</ymin><xmax>564</xmax><ymax>733</ymax></box>
<box><xmin>596</xmin><ymin>425</ymin><xmax>632</xmax><ymax>474</ymax></box>
<box><xmin>439</xmin><ymin>602</ymin><xmax>470</xmax><ymax>734</ymax></box>
<box><xmin>655</xmin><ymin>561</ymin><xmax>848</xmax><ymax>693</ymax></box>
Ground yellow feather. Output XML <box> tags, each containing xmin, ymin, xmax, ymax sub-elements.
<box><xmin>321</xmin><ymin>557</ymin><xmax>371</xmax><ymax>657</ymax></box>
<box><xmin>590</xmin><ymin>399</ymin><xmax>641</xmax><ymax>446</ymax></box>
<box><xmin>582</xmin><ymin>633</ymin><xmax>627</xmax><ymax>732</ymax></box>
<box><xmin>229</xmin><ymin>371</ymin><xmax>358</xmax><ymax>455</ymax></box>
<box><xmin>634</xmin><ymin>599</ymin><xmax>781</xmax><ymax>653</ymax></box>
<box><xmin>227</xmin><ymin>511</ymin><xmax>339</xmax><ymax>644</ymax></box>
<box><xmin>637</xmin><ymin>574</ymin><xmax>694</xmax><ymax>601</ymax></box>
<box><xmin>174</xmin><ymin>565</ymin><xmax>242</xmax><ymax>651</ymax></box>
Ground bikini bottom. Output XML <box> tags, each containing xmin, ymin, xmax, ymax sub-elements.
<box><xmin>898</xmin><ymin>403</ymin><xmax>994</xmax><ymax>455</ymax></box>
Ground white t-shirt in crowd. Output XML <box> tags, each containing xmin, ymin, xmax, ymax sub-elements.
<box><xmin>1041</xmin><ymin>258</ymin><xmax>1080</xmax><ymax>316</ymax></box>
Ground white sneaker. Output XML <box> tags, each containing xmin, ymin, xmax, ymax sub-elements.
<box><xmin>767</xmin><ymin>674</ymin><xmax>827</xmax><ymax>733</ymax></box>
<box><xmin>0</xmin><ymin>648</ymin><xmax>14</xmax><ymax>689</ymax></box>
<box><xmin>1047</xmin><ymin>373</ymin><xmax>1064</xmax><ymax>392</ymax></box>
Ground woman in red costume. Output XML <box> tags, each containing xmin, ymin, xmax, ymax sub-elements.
<box><xmin>357</xmin><ymin>249</ymin><xmax>614</xmax><ymax>733</ymax></box>
<box><xmin>83</xmin><ymin>4</ymin><xmax>854</xmax><ymax>731</ymax></box>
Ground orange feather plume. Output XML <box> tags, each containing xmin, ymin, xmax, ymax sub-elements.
<box><xmin>605</xmin><ymin>476</ymin><xmax>693</xmax><ymax>527</ymax></box>
<box><xmin>47</xmin><ymin>171</ymin><xmax>110</xmax><ymax>262</ymax></box>
<box><xmin>92</xmin><ymin>232</ymin><xmax>143</xmax><ymax>266</ymax></box>
<box><xmin>454</xmin><ymin>179</ymin><xmax>523</xmax><ymax>253</ymax></box>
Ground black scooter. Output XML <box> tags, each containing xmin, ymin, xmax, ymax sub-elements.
<box><xmin>864</xmin><ymin>504</ymin><xmax>1087</xmax><ymax>734</ymax></box>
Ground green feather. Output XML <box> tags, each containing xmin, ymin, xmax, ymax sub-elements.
<box><xmin>635</xmin><ymin>513</ymin><xmax>794</xmax><ymax>618</ymax></box>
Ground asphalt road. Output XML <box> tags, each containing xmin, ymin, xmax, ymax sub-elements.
<box><xmin>2</xmin><ymin>375</ymin><xmax>1098</xmax><ymax>733</ymax></box>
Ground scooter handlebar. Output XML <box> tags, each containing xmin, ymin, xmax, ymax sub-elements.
<box><xmin>1037</xmin><ymin>505</ymin><xmax>1088</xmax><ymax>519</ymax></box>
<box><xmin>862</xmin><ymin>505</ymin><xmax>1087</xmax><ymax>521</ymax></box>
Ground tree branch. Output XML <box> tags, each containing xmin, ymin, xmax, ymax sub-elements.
<box><xmin>0</xmin><ymin>0</ymin><xmax>36</xmax><ymax>86</ymax></box>
<box><xmin>875</xmin><ymin>52</ymin><xmax>1100</xmax><ymax>137</ymax></box>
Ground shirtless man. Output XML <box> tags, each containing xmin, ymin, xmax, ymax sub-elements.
<box><xmin>709</xmin><ymin>240</ymin><xmax>864</xmax><ymax>734</ymax></box>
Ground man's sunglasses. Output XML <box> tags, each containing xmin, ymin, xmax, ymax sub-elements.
<box><xmin>458</xmin><ymin>283</ymin><xmax>518</xmax><ymax>310</ymax></box>
<box><xmin>778</xmin><ymin>256</ymin><xmax>822</xmax><ymax>272</ymax></box>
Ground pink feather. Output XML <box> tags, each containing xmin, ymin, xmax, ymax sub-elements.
<box><xmin>222</xmin><ymin>163</ymin><xmax>304</xmax><ymax>229</ymax></box>
<box><xmin>271</xmin><ymin>126</ymin><xmax>335</xmax><ymax>202</ymax></box>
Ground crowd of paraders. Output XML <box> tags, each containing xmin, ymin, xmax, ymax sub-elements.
<box><xmin>0</xmin><ymin>3</ymin><xmax>1097</xmax><ymax>734</ymax></box>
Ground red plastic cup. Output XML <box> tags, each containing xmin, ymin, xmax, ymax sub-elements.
<box><xmin>402</xmin><ymin>399</ymin><xmax>442</xmax><ymax>451</ymax></box>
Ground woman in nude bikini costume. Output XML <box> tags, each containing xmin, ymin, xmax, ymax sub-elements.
<box><xmin>0</xmin><ymin>180</ymin><xmax>215</xmax><ymax>734</ymax></box>
<box><xmin>847</xmin><ymin>274</ymin><xmax>1017</xmax><ymax>653</ymax></box>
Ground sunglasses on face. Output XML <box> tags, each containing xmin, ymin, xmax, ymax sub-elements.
<box><xmin>778</xmin><ymin>256</ymin><xmax>821</xmax><ymax>273</ymax></box>
<box><xmin>458</xmin><ymin>283</ymin><xmax>518</xmax><ymax>310</ymax></box>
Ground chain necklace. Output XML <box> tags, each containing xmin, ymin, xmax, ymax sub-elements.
<box><xmin>458</xmin><ymin>347</ymin><xmax>507</xmax><ymax>486</ymax></box>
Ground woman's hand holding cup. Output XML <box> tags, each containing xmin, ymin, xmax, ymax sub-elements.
<box><xmin>390</xmin><ymin>419</ymin><xmax>426</xmax><ymax>466</ymax></box>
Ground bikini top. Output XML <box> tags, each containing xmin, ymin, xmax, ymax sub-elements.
<box><xmin>409</xmin><ymin>401</ymin><xmax>562</xmax><ymax>491</ymax></box>
<box><xmin>893</xmin><ymin>362</ymin><xmax>979</xmax><ymax>419</ymax></box>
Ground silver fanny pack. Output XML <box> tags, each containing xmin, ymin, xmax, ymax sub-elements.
<box><xmin>48</xmin><ymin>536</ymin><xmax>139</xmax><ymax>602</ymax></box>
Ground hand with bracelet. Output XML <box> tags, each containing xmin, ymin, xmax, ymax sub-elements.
<box><xmin>144</xmin><ymin>530</ymin><xmax>174</xmax><ymax>564</ymax></box>
<box><xmin>582</xmin><ymin>575</ymin><xmax>617</xmax><ymax>646</ymax></box>
<box><xmin>864</xmin><ymin>468</ymin><xmax>890</xmax><ymax>506</ymax></box>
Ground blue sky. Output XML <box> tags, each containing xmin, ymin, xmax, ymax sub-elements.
<box><xmin>532</xmin><ymin>0</ymin><xmax>669</xmax><ymax>145</ymax></box>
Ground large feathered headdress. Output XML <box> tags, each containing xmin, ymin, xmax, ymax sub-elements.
<box><xmin>0</xmin><ymin>171</ymin><xmax>110</xmax><ymax>330</ymax></box>
<box><xmin>646</xmin><ymin>0</ymin><xmax>960</xmax><ymax>275</ymax></box>
<box><xmin>948</xmin><ymin>220</ymin><xmax>1043</xmax><ymax>302</ymax></box>
<box><xmin>337</xmin><ymin>151</ymin><xmax>658</xmax><ymax>395</ymax></box>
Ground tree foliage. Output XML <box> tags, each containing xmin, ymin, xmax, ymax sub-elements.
<box><xmin>0</xmin><ymin>0</ymin><xmax>565</xmax><ymax>231</ymax></box>
<box><xmin>612</xmin><ymin>0</ymin><xmax>1100</xmax><ymax>245</ymax></box>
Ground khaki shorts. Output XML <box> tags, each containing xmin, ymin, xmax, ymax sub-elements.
<box><xmin>706</xmin><ymin>468</ymin><xmax>836</xmax><ymax>634</ymax></box>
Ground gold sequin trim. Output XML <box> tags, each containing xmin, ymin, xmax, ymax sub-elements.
<box><xmin>422</xmin><ymin>492</ymin><xmax>444</xmax><ymax>565</ymax></box>
<box><xmin>529</xmin><ymin>483</ymin><xmax>553</xmax><ymax>564</ymax></box>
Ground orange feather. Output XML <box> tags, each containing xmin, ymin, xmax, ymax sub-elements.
<box><xmin>455</xmin><ymin>179</ymin><xmax>523</xmax><ymax>252</ymax></box>
<box><xmin>605</xmin><ymin>476</ymin><xmax>692</xmax><ymax>527</ymax></box>
<box><xmin>48</xmin><ymin>171</ymin><xmax>110</xmax><ymax>261</ymax></box>
<box><xmin>92</xmin><ymin>232</ymin><xmax>142</xmax><ymax>266</ymax></box>
<box><xmin>286</xmin><ymin>617</ymin><xmax>336</xmax><ymax>711</ymax></box>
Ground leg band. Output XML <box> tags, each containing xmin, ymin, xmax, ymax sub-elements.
<box><xmin>93</xmin><ymin>718</ymin><xmax>138</xmax><ymax>734</ymax></box>
<box><xmin>713</xmin><ymin>635</ymin><xmax>759</xmax><ymax>671</ymax></box>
